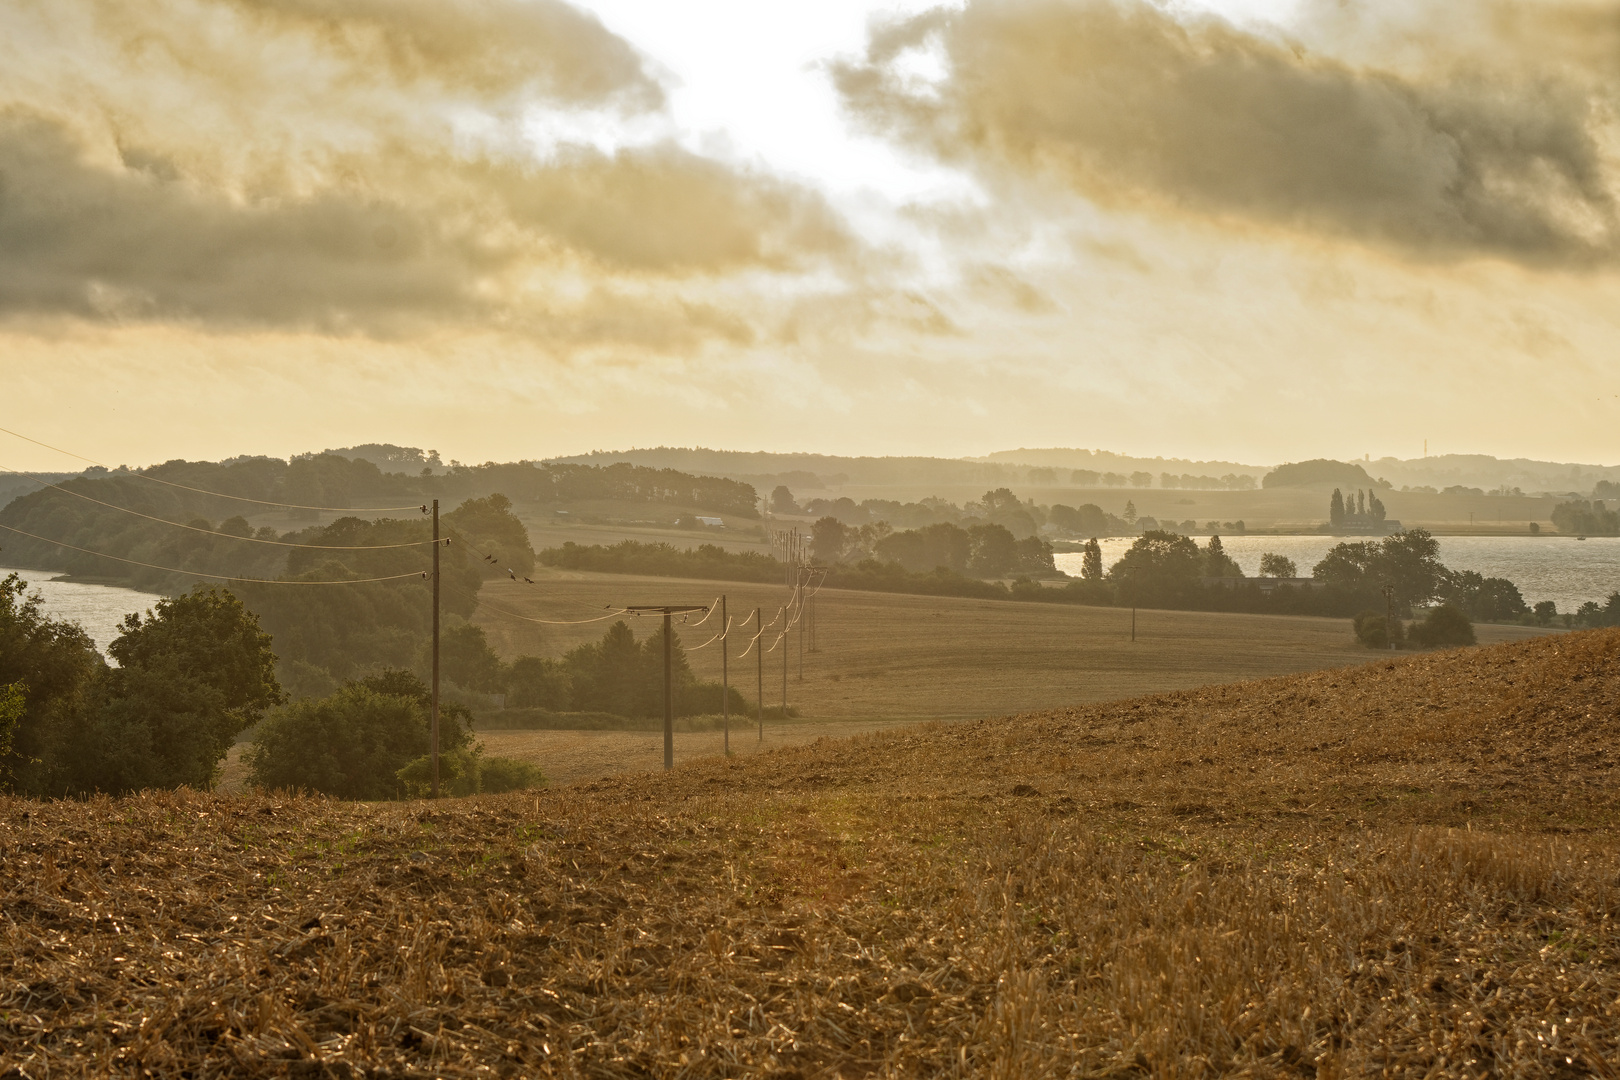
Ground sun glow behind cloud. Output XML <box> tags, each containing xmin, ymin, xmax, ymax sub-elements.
<box><xmin>2</xmin><ymin>0</ymin><xmax>1618</xmax><ymax>471</ymax></box>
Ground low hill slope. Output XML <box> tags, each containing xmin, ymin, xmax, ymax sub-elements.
<box><xmin>4</xmin><ymin>632</ymin><xmax>1619</xmax><ymax>1077</ymax></box>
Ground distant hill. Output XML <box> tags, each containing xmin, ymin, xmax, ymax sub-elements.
<box><xmin>546</xmin><ymin>448</ymin><xmax>1023</xmax><ymax>489</ymax></box>
<box><xmin>977</xmin><ymin>447</ymin><xmax>1265</xmax><ymax>478</ymax></box>
<box><xmin>1371</xmin><ymin>453</ymin><xmax>1620</xmax><ymax>494</ymax></box>
<box><xmin>1262</xmin><ymin>459</ymin><xmax>1379</xmax><ymax>489</ymax></box>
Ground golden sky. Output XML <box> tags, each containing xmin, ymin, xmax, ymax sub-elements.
<box><xmin>2</xmin><ymin>0</ymin><xmax>1617</xmax><ymax>470</ymax></box>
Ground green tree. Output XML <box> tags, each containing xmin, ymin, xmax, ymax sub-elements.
<box><xmin>1378</xmin><ymin>530</ymin><xmax>1446</xmax><ymax>608</ymax></box>
<box><xmin>1550</xmin><ymin>500</ymin><xmax>1620</xmax><ymax>536</ymax></box>
<box><xmin>811</xmin><ymin>516</ymin><xmax>853</xmax><ymax>563</ymax></box>
<box><xmin>1533</xmin><ymin>600</ymin><xmax>1558</xmax><ymax>625</ymax></box>
<box><xmin>444</xmin><ymin>493</ymin><xmax>536</xmax><ymax>576</ymax></box>
<box><xmin>1442</xmin><ymin>571</ymin><xmax>1528</xmax><ymax>622</ymax></box>
<box><xmin>966</xmin><ymin>523</ymin><xmax>1020</xmax><ymax>576</ymax></box>
<box><xmin>441</xmin><ymin>623</ymin><xmax>504</xmax><ymax>692</ymax></box>
<box><xmin>1123</xmin><ymin>500</ymin><xmax>1138</xmax><ymax>525</ymax></box>
<box><xmin>1259</xmin><ymin>552</ymin><xmax>1297</xmax><ymax>578</ymax></box>
<box><xmin>770</xmin><ymin>485</ymin><xmax>799</xmax><ymax>514</ymax></box>
<box><xmin>0</xmin><ymin>574</ymin><xmax>103</xmax><ymax>793</ymax></box>
<box><xmin>1329</xmin><ymin>488</ymin><xmax>1345</xmax><ymax>528</ymax></box>
<box><xmin>1107</xmin><ymin>530</ymin><xmax>1203</xmax><ymax>605</ymax></box>
<box><xmin>0</xmin><ymin>682</ymin><xmax>22</xmax><ymax>789</ymax></box>
<box><xmin>506</xmin><ymin>656</ymin><xmax>572</xmax><ymax>710</ymax></box>
<box><xmin>1312</xmin><ymin>530</ymin><xmax>1444</xmax><ymax>611</ymax></box>
<box><xmin>75</xmin><ymin>587</ymin><xmax>284</xmax><ymax>793</ymax></box>
<box><xmin>980</xmin><ymin>488</ymin><xmax>1037</xmax><ymax>538</ymax></box>
<box><xmin>1203</xmin><ymin>535</ymin><xmax>1243</xmax><ymax>577</ymax></box>
<box><xmin>1081</xmin><ymin>538</ymin><xmax>1103</xmax><ymax>581</ymax></box>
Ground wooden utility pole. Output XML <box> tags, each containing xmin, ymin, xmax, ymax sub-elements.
<box><xmin>1382</xmin><ymin>584</ymin><xmax>1396</xmax><ymax>649</ymax></box>
<box><xmin>755</xmin><ymin>606</ymin><xmax>763</xmax><ymax>743</ymax></box>
<box><xmin>622</xmin><ymin>604</ymin><xmax>709</xmax><ymax>771</ymax></box>
<box><xmin>781</xmin><ymin>588</ymin><xmax>794</xmax><ymax>719</ymax></box>
<box><xmin>720</xmin><ymin>594</ymin><xmax>729</xmax><ymax>755</ymax></box>
<box><xmin>1131</xmin><ymin>605</ymin><xmax>1136</xmax><ymax>643</ymax></box>
<box><xmin>431</xmin><ymin>498</ymin><xmax>440</xmax><ymax>798</ymax></box>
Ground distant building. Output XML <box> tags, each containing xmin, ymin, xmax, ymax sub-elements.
<box><xmin>697</xmin><ymin>516</ymin><xmax>725</xmax><ymax>528</ymax></box>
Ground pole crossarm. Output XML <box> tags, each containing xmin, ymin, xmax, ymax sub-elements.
<box><xmin>619</xmin><ymin>603</ymin><xmax>710</xmax><ymax>771</ymax></box>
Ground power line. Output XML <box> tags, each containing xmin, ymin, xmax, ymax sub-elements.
<box><xmin>0</xmin><ymin>522</ymin><xmax>429</xmax><ymax>586</ymax></box>
<box><xmin>683</xmin><ymin>615</ymin><xmax>734</xmax><ymax>652</ymax></box>
<box><xmin>0</xmin><ymin>424</ymin><xmax>426</xmax><ymax>512</ymax></box>
<box><xmin>475</xmin><ymin>597</ymin><xmax>630</xmax><ymax>627</ymax></box>
<box><xmin>0</xmin><ymin>464</ymin><xmax>438</xmax><ymax>550</ymax></box>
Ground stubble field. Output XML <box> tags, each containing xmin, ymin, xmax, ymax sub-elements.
<box><xmin>5</xmin><ymin>629</ymin><xmax>1619</xmax><ymax>1077</ymax></box>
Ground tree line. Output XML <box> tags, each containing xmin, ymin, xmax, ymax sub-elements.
<box><xmin>538</xmin><ymin>524</ymin><xmax>1585</xmax><ymax>628</ymax></box>
<box><xmin>0</xmin><ymin>574</ymin><xmax>542</xmax><ymax>799</ymax></box>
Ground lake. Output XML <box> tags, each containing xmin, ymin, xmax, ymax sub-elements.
<box><xmin>0</xmin><ymin>566</ymin><xmax>165</xmax><ymax>655</ymax></box>
<box><xmin>1053</xmin><ymin>535</ymin><xmax>1620</xmax><ymax>611</ymax></box>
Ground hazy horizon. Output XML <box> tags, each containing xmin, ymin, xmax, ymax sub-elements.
<box><xmin>5</xmin><ymin>0</ymin><xmax>1620</xmax><ymax>471</ymax></box>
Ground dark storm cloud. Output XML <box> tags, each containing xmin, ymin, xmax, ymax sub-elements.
<box><xmin>834</xmin><ymin>0</ymin><xmax>1620</xmax><ymax>264</ymax></box>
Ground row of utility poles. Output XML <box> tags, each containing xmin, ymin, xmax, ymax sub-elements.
<box><xmin>424</xmin><ymin>499</ymin><xmax>829</xmax><ymax>794</ymax></box>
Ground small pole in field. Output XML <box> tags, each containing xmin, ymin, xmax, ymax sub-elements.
<box><xmin>754</xmin><ymin>606</ymin><xmax>763</xmax><ymax>742</ymax></box>
<box><xmin>621</xmin><ymin>603</ymin><xmax>710</xmax><ymax>771</ymax></box>
<box><xmin>721</xmin><ymin>594</ymin><xmax>729</xmax><ymax>755</ymax></box>
<box><xmin>1382</xmin><ymin>584</ymin><xmax>1396</xmax><ymax>650</ymax></box>
<box><xmin>431</xmin><ymin>498</ymin><xmax>440</xmax><ymax>799</ymax></box>
<box><xmin>1131</xmin><ymin>605</ymin><xmax>1136</xmax><ymax>643</ymax></box>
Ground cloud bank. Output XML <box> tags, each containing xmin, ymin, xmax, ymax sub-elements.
<box><xmin>0</xmin><ymin>0</ymin><xmax>853</xmax><ymax>337</ymax></box>
<box><xmin>834</xmin><ymin>0</ymin><xmax>1620</xmax><ymax>264</ymax></box>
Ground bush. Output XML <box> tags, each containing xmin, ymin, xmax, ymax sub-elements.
<box><xmin>479</xmin><ymin>755</ymin><xmax>545</xmax><ymax>793</ymax></box>
<box><xmin>395</xmin><ymin>746</ymin><xmax>545</xmax><ymax>797</ymax></box>
<box><xmin>248</xmin><ymin>686</ymin><xmax>427</xmax><ymax>798</ymax></box>
<box><xmin>1410</xmin><ymin>605</ymin><xmax>1476</xmax><ymax>648</ymax></box>
<box><xmin>1352</xmin><ymin>611</ymin><xmax>1405</xmax><ymax>649</ymax></box>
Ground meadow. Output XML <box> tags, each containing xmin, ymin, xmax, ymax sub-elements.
<box><xmin>471</xmin><ymin>570</ymin><xmax>1554</xmax><ymax>725</ymax></box>
<box><xmin>5</xmin><ymin>629</ymin><xmax>1619</xmax><ymax>1076</ymax></box>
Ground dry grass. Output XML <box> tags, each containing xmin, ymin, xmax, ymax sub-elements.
<box><xmin>474</xmin><ymin>571</ymin><xmax>1556</xmax><ymax>722</ymax></box>
<box><xmin>6</xmin><ymin>629</ymin><xmax>1620</xmax><ymax>1077</ymax></box>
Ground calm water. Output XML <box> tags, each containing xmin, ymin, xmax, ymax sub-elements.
<box><xmin>0</xmin><ymin>566</ymin><xmax>165</xmax><ymax>655</ymax></box>
<box><xmin>1053</xmin><ymin>535</ymin><xmax>1620</xmax><ymax>611</ymax></box>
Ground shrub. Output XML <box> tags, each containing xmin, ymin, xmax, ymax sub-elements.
<box><xmin>395</xmin><ymin>747</ymin><xmax>545</xmax><ymax>797</ymax></box>
<box><xmin>1411</xmin><ymin>605</ymin><xmax>1476</xmax><ymax>648</ymax></box>
<box><xmin>247</xmin><ymin>685</ymin><xmax>450</xmax><ymax>799</ymax></box>
<box><xmin>396</xmin><ymin>745</ymin><xmax>480</xmax><ymax>797</ymax></box>
<box><xmin>1352</xmin><ymin>611</ymin><xmax>1405</xmax><ymax>649</ymax></box>
<box><xmin>479</xmin><ymin>755</ymin><xmax>545</xmax><ymax>793</ymax></box>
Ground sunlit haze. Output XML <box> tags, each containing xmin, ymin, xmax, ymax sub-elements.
<box><xmin>2</xmin><ymin>0</ymin><xmax>1616</xmax><ymax>470</ymax></box>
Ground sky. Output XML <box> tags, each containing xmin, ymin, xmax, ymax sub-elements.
<box><xmin>2</xmin><ymin>0</ymin><xmax>1618</xmax><ymax>472</ymax></box>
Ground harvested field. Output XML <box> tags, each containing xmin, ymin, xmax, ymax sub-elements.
<box><xmin>5</xmin><ymin>629</ymin><xmax>1620</xmax><ymax>1077</ymax></box>
<box><xmin>473</xmin><ymin>570</ymin><xmax>1558</xmax><ymax>722</ymax></box>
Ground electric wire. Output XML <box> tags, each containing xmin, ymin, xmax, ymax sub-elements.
<box><xmin>0</xmin><ymin>424</ymin><xmax>427</xmax><ymax>512</ymax></box>
<box><xmin>0</xmin><ymin>464</ymin><xmax>440</xmax><ymax>550</ymax></box>
<box><xmin>474</xmin><ymin>597</ymin><xmax>631</xmax><ymax>627</ymax></box>
<box><xmin>683</xmin><ymin>599</ymin><xmax>721</xmax><ymax>628</ymax></box>
<box><xmin>0</xmin><ymin>522</ymin><xmax>429</xmax><ymax>585</ymax></box>
<box><xmin>683</xmin><ymin>615</ymin><xmax>734</xmax><ymax>652</ymax></box>
<box><xmin>733</xmin><ymin>623</ymin><xmax>768</xmax><ymax>660</ymax></box>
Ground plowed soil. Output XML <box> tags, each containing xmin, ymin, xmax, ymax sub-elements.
<box><xmin>5</xmin><ymin>630</ymin><xmax>1620</xmax><ymax>1077</ymax></box>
